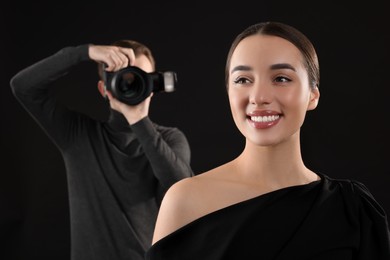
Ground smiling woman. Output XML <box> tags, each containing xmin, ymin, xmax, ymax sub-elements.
<box><xmin>145</xmin><ymin>21</ymin><xmax>390</xmax><ymax>260</ymax></box>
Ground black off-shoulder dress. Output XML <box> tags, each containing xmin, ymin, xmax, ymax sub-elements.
<box><xmin>146</xmin><ymin>174</ymin><xmax>390</xmax><ymax>260</ymax></box>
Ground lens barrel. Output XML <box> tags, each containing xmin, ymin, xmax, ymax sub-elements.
<box><xmin>103</xmin><ymin>66</ymin><xmax>177</xmax><ymax>105</ymax></box>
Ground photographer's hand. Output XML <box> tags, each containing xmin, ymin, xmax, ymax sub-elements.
<box><xmin>88</xmin><ymin>45</ymin><xmax>136</xmax><ymax>71</ymax></box>
<box><xmin>106</xmin><ymin>90</ymin><xmax>153</xmax><ymax>125</ymax></box>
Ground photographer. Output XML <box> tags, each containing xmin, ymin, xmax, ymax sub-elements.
<box><xmin>10</xmin><ymin>40</ymin><xmax>194</xmax><ymax>260</ymax></box>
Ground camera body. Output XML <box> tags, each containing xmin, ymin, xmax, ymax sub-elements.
<box><xmin>102</xmin><ymin>65</ymin><xmax>177</xmax><ymax>105</ymax></box>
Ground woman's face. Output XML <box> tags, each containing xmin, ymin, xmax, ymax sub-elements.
<box><xmin>227</xmin><ymin>35</ymin><xmax>319</xmax><ymax>147</ymax></box>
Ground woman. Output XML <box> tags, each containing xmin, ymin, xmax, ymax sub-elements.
<box><xmin>146</xmin><ymin>21</ymin><xmax>390</xmax><ymax>259</ymax></box>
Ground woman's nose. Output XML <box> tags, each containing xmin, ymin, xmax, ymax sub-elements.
<box><xmin>249</xmin><ymin>82</ymin><xmax>273</xmax><ymax>105</ymax></box>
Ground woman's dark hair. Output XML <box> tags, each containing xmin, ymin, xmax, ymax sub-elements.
<box><xmin>225</xmin><ymin>21</ymin><xmax>319</xmax><ymax>90</ymax></box>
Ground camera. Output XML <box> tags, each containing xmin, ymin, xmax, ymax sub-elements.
<box><xmin>102</xmin><ymin>65</ymin><xmax>177</xmax><ymax>105</ymax></box>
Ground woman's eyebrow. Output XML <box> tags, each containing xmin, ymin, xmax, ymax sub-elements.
<box><xmin>231</xmin><ymin>63</ymin><xmax>296</xmax><ymax>74</ymax></box>
<box><xmin>230</xmin><ymin>65</ymin><xmax>252</xmax><ymax>74</ymax></box>
<box><xmin>270</xmin><ymin>63</ymin><xmax>296</xmax><ymax>71</ymax></box>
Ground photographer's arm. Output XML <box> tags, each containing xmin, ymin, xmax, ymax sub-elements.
<box><xmin>10</xmin><ymin>44</ymin><xmax>138</xmax><ymax>148</ymax></box>
<box><xmin>10</xmin><ymin>45</ymin><xmax>91</xmax><ymax>148</ymax></box>
<box><xmin>131</xmin><ymin>117</ymin><xmax>193</xmax><ymax>192</ymax></box>
<box><xmin>104</xmin><ymin>89</ymin><xmax>151</xmax><ymax>124</ymax></box>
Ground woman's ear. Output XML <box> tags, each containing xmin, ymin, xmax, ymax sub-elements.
<box><xmin>307</xmin><ymin>86</ymin><xmax>320</xmax><ymax>111</ymax></box>
<box><xmin>97</xmin><ymin>80</ymin><xmax>106</xmax><ymax>97</ymax></box>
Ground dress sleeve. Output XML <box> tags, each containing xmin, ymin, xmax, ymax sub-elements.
<box><xmin>352</xmin><ymin>180</ymin><xmax>390</xmax><ymax>260</ymax></box>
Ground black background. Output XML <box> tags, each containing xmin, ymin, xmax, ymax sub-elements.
<box><xmin>1</xmin><ymin>1</ymin><xmax>389</xmax><ymax>259</ymax></box>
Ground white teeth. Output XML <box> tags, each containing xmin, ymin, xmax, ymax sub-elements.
<box><xmin>250</xmin><ymin>115</ymin><xmax>280</xmax><ymax>122</ymax></box>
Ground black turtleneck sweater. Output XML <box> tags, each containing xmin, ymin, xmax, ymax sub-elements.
<box><xmin>10</xmin><ymin>45</ymin><xmax>193</xmax><ymax>260</ymax></box>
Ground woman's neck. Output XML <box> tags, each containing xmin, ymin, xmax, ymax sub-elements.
<box><xmin>232</xmin><ymin>136</ymin><xmax>317</xmax><ymax>188</ymax></box>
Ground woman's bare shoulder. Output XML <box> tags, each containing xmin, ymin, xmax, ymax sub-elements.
<box><xmin>167</xmin><ymin>164</ymin><xmax>229</xmax><ymax>195</ymax></box>
<box><xmin>161</xmin><ymin>168</ymin><xmax>221</xmax><ymax>208</ymax></box>
<box><xmin>152</xmin><ymin>166</ymin><xmax>228</xmax><ymax>244</ymax></box>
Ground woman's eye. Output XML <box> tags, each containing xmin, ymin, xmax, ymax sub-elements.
<box><xmin>233</xmin><ymin>77</ymin><xmax>250</xmax><ymax>84</ymax></box>
<box><xmin>274</xmin><ymin>76</ymin><xmax>291</xmax><ymax>83</ymax></box>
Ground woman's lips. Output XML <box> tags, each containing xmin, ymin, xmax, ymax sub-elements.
<box><xmin>247</xmin><ymin>110</ymin><xmax>281</xmax><ymax>129</ymax></box>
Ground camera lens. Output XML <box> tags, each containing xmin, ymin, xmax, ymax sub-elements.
<box><xmin>117</xmin><ymin>71</ymin><xmax>144</xmax><ymax>98</ymax></box>
<box><xmin>110</xmin><ymin>68</ymin><xmax>152</xmax><ymax>105</ymax></box>
<box><xmin>103</xmin><ymin>65</ymin><xmax>176</xmax><ymax>105</ymax></box>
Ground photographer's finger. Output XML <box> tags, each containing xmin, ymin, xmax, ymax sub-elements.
<box><xmin>117</xmin><ymin>52</ymin><xmax>132</xmax><ymax>69</ymax></box>
<box><xmin>121</xmin><ymin>48</ymin><xmax>136</xmax><ymax>66</ymax></box>
<box><xmin>101</xmin><ymin>48</ymin><xmax>123</xmax><ymax>71</ymax></box>
<box><xmin>103</xmin><ymin>55</ymin><xmax>121</xmax><ymax>71</ymax></box>
<box><xmin>109</xmin><ymin>52</ymin><xmax>132</xmax><ymax>71</ymax></box>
